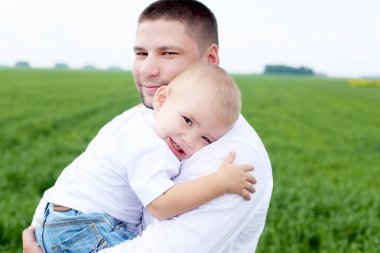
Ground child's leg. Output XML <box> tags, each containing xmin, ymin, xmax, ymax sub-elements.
<box><xmin>35</xmin><ymin>203</ymin><xmax>136</xmax><ymax>253</ymax></box>
<box><xmin>35</xmin><ymin>203</ymin><xmax>50</xmax><ymax>253</ymax></box>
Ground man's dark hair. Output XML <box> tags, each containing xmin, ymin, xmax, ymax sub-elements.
<box><xmin>139</xmin><ymin>0</ymin><xmax>218</xmax><ymax>51</ymax></box>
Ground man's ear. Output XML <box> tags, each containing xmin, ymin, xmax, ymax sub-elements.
<box><xmin>153</xmin><ymin>86</ymin><xmax>169</xmax><ymax>111</ymax></box>
<box><xmin>205</xmin><ymin>43</ymin><xmax>220</xmax><ymax>65</ymax></box>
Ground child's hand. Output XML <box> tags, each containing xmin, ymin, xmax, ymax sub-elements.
<box><xmin>217</xmin><ymin>151</ymin><xmax>256</xmax><ymax>200</ymax></box>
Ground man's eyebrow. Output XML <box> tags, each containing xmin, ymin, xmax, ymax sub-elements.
<box><xmin>133</xmin><ymin>45</ymin><xmax>183</xmax><ymax>52</ymax></box>
<box><xmin>159</xmin><ymin>46</ymin><xmax>182</xmax><ymax>51</ymax></box>
<box><xmin>133</xmin><ymin>46</ymin><xmax>145</xmax><ymax>52</ymax></box>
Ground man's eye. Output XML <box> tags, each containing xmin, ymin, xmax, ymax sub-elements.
<box><xmin>135</xmin><ymin>52</ymin><xmax>147</xmax><ymax>56</ymax></box>
<box><xmin>183</xmin><ymin>116</ymin><xmax>192</xmax><ymax>126</ymax></box>
<box><xmin>163</xmin><ymin>51</ymin><xmax>178</xmax><ymax>56</ymax></box>
<box><xmin>202</xmin><ymin>136</ymin><xmax>212</xmax><ymax>144</ymax></box>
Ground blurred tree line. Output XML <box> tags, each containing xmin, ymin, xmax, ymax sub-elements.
<box><xmin>264</xmin><ymin>65</ymin><xmax>314</xmax><ymax>75</ymax></box>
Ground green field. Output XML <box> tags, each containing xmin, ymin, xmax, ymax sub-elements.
<box><xmin>0</xmin><ymin>69</ymin><xmax>379</xmax><ymax>252</ymax></box>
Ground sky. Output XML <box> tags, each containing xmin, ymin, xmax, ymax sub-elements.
<box><xmin>1</xmin><ymin>0</ymin><xmax>379</xmax><ymax>78</ymax></box>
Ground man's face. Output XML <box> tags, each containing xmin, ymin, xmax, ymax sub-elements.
<box><xmin>132</xmin><ymin>19</ymin><xmax>203</xmax><ymax>108</ymax></box>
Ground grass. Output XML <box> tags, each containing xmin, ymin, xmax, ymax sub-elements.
<box><xmin>0</xmin><ymin>69</ymin><xmax>379</xmax><ymax>252</ymax></box>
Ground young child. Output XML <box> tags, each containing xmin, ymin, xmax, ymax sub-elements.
<box><xmin>34</xmin><ymin>63</ymin><xmax>255</xmax><ymax>252</ymax></box>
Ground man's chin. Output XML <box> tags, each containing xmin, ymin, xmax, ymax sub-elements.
<box><xmin>141</xmin><ymin>95</ymin><xmax>154</xmax><ymax>109</ymax></box>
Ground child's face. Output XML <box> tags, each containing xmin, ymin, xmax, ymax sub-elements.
<box><xmin>153</xmin><ymin>87</ymin><xmax>231</xmax><ymax>160</ymax></box>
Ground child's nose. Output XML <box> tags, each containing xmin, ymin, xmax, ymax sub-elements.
<box><xmin>182</xmin><ymin>134</ymin><xmax>196</xmax><ymax>149</ymax></box>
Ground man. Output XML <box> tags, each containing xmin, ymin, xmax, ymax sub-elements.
<box><xmin>23</xmin><ymin>0</ymin><xmax>273</xmax><ymax>252</ymax></box>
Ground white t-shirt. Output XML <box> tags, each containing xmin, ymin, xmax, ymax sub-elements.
<box><xmin>100</xmin><ymin>111</ymin><xmax>273</xmax><ymax>252</ymax></box>
<box><xmin>34</xmin><ymin>106</ymin><xmax>180</xmax><ymax>234</ymax></box>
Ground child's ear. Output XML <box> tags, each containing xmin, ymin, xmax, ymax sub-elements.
<box><xmin>153</xmin><ymin>86</ymin><xmax>169</xmax><ymax>111</ymax></box>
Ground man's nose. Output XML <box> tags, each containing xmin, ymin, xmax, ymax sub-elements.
<box><xmin>140</xmin><ymin>55</ymin><xmax>160</xmax><ymax>77</ymax></box>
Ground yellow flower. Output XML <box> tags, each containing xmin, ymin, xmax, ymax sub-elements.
<box><xmin>349</xmin><ymin>79</ymin><xmax>380</xmax><ymax>87</ymax></box>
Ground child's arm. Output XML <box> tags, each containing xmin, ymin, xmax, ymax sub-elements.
<box><xmin>147</xmin><ymin>151</ymin><xmax>256</xmax><ymax>220</ymax></box>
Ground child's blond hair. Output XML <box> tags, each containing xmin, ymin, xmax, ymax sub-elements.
<box><xmin>168</xmin><ymin>63</ymin><xmax>241</xmax><ymax>127</ymax></box>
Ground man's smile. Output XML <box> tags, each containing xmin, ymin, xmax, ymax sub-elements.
<box><xmin>141</xmin><ymin>84</ymin><xmax>161</xmax><ymax>95</ymax></box>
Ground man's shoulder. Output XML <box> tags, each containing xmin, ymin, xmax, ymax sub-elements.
<box><xmin>93</xmin><ymin>105</ymin><xmax>153</xmax><ymax>144</ymax></box>
<box><xmin>217</xmin><ymin>115</ymin><xmax>267</xmax><ymax>153</ymax></box>
<box><xmin>225</xmin><ymin>115</ymin><xmax>257</xmax><ymax>140</ymax></box>
<box><xmin>117</xmin><ymin>104</ymin><xmax>151</xmax><ymax>119</ymax></box>
<box><xmin>115</xmin><ymin>106</ymin><xmax>159</xmax><ymax>142</ymax></box>
<box><xmin>105</xmin><ymin>105</ymin><xmax>151</xmax><ymax>128</ymax></box>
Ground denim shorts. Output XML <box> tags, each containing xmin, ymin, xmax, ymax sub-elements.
<box><xmin>35</xmin><ymin>203</ymin><xmax>136</xmax><ymax>253</ymax></box>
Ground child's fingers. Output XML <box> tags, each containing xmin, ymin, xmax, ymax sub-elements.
<box><xmin>240</xmin><ymin>190</ymin><xmax>251</xmax><ymax>201</ymax></box>
<box><xmin>240</xmin><ymin>182</ymin><xmax>255</xmax><ymax>200</ymax></box>
<box><xmin>245</xmin><ymin>181</ymin><xmax>256</xmax><ymax>193</ymax></box>
<box><xmin>239</xmin><ymin>164</ymin><xmax>255</xmax><ymax>172</ymax></box>
<box><xmin>245</xmin><ymin>174</ymin><xmax>257</xmax><ymax>184</ymax></box>
<box><xmin>222</xmin><ymin>151</ymin><xmax>236</xmax><ymax>165</ymax></box>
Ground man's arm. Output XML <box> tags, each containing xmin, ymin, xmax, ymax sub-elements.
<box><xmin>147</xmin><ymin>151</ymin><xmax>255</xmax><ymax>220</ymax></box>
<box><xmin>101</xmin><ymin>138</ymin><xmax>273</xmax><ymax>253</ymax></box>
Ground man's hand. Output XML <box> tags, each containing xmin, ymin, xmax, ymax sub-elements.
<box><xmin>216</xmin><ymin>151</ymin><xmax>256</xmax><ymax>200</ymax></box>
<box><xmin>22</xmin><ymin>226</ymin><xmax>43</xmax><ymax>253</ymax></box>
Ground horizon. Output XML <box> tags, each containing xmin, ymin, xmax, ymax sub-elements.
<box><xmin>5</xmin><ymin>63</ymin><xmax>380</xmax><ymax>80</ymax></box>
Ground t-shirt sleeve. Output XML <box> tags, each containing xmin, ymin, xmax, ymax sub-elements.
<box><xmin>126</xmin><ymin>144</ymin><xmax>180</xmax><ymax>207</ymax></box>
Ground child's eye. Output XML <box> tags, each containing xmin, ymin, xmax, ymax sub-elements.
<box><xmin>202</xmin><ymin>136</ymin><xmax>212</xmax><ymax>144</ymax></box>
<box><xmin>182</xmin><ymin>116</ymin><xmax>192</xmax><ymax>126</ymax></box>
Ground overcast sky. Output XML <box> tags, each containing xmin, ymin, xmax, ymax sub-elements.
<box><xmin>1</xmin><ymin>0</ymin><xmax>379</xmax><ymax>78</ymax></box>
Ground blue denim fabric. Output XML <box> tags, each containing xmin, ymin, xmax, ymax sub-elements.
<box><xmin>35</xmin><ymin>203</ymin><xmax>136</xmax><ymax>253</ymax></box>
